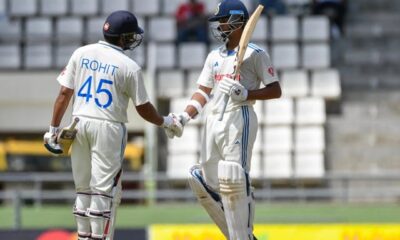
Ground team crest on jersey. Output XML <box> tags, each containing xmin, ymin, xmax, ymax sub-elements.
<box><xmin>214</xmin><ymin>3</ymin><xmax>221</xmax><ymax>15</ymax></box>
<box><xmin>103</xmin><ymin>22</ymin><xmax>110</xmax><ymax>31</ymax></box>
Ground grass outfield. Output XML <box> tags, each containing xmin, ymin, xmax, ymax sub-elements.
<box><xmin>1</xmin><ymin>202</ymin><xmax>400</xmax><ymax>229</ymax></box>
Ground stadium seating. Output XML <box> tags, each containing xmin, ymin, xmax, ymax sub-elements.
<box><xmin>86</xmin><ymin>17</ymin><xmax>106</xmax><ymax>43</ymax></box>
<box><xmin>271</xmin><ymin>16</ymin><xmax>299</xmax><ymax>42</ymax></box>
<box><xmin>148</xmin><ymin>17</ymin><xmax>176</xmax><ymax>42</ymax></box>
<box><xmin>157</xmin><ymin>70</ymin><xmax>185</xmax><ymax>98</ymax></box>
<box><xmin>71</xmin><ymin>0</ymin><xmax>98</xmax><ymax>16</ymax></box>
<box><xmin>295</xmin><ymin>97</ymin><xmax>326</xmax><ymax>125</ymax></box>
<box><xmin>154</xmin><ymin>43</ymin><xmax>176</xmax><ymax>69</ymax></box>
<box><xmin>302</xmin><ymin>43</ymin><xmax>331</xmax><ymax>69</ymax></box>
<box><xmin>40</xmin><ymin>0</ymin><xmax>68</xmax><ymax>16</ymax></box>
<box><xmin>252</xmin><ymin>16</ymin><xmax>268</xmax><ymax>42</ymax></box>
<box><xmin>132</xmin><ymin>0</ymin><xmax>159</xmax><ymax>16</ymax></box>
<box><xmin>55</xmin><ymin>17</ymin><xmax>84</xmax><ymax>44</ymax></box>
<box><xmin>280</xmin><ymin>70</ymin><xmax>309</xmax><ymax>98</ymax></box>
<box><xmin>263</xmin><ymin>126</ymin><xmax>293</xmax><ymax>153</ymax></box>
<box><xmin>178</xmin><ymin>43</ymin><xmax>207</xmax><ymax>69</ymax></box>
<box><xmin>24</xmin><ymin>44</ymin><xmax>52</xmax><ymax>69</ymax></box>
<box><xmin>101</xmin><ymin>0</ymin><xmax>129</xmax><ymax>15</ymax></box>
<box><xmin>0</xmin><ymin>0</ymin><xmax>5</xmax><ymax>16</ymax></box>
<box><xmin>9</xmin><ymin>0</ymin><xmax>37</xmax><ymax>16</ymax></box>
<box><xmin>272</xmin><ymin>43</ymin><xmax>299</xmax><ymax>69</ymax></box>
<box><xmin>263</xmin><ymin>98</ymin><xmax>294</xmax><ymax>125</ymax></box>
<box><xmin>311</xmin><ymin>69</ymin><xmax>341</xmax><ymax>100</ymax></box>
<box><xmin>302</xmin><ymin>16</ymin><xmax>330</xmax><ymax>42</ymax></box>
<box><xmin>0</xmin><ymin>19</ymin><xmax>21</xmax><ymax>43</ymax></box>
<box><xmin>263</xmin><ymin>153</ymin><xmax>292</xmax><ymax>178</ymax></box>
<box><xmin>25</xmin><ymin>17</ymin><xmax>52</xmax><ymax>43</ymax></box>
<box><xmin>294</xmin><ymin>126</ymin><xmax>325</xmax><ymax>153</ymax></box>
<box><xmin>55</xmin><ymin>44</ymin><xmax>80</xmax><ymax>69</ymax></box>
<box><xmin>0</xmin><ymin>44</ymin><xmax>20</xmax><ymax>69</ymax></box>
<box><xmin>294</xmin><ymin>152</ymin><xmax>325</xmax><ymax>178</ymax></box>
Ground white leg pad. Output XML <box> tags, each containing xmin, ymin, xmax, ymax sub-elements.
<box><xmin>218</xmin><ymin>161</ymin><xmax>253</xmax><ymax>240</ymax></box>
<box><xmin>188</xmin><ymin>165</ymin><xmax>229</xmax><ymax>238</ymax></box>
<box><xmin>87</xmin><ymin>193</ymin><xmax>112</xmax><ymax>239</ymax></box>
<box><xmin>73</xmin><ymin>192</ymin><xmax>91</xmax><ymax>239</ymax></box>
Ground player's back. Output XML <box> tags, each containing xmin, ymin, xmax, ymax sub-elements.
<box><xmin>63</xmin><ymin>41</ymin><xmax>141</xmax><ymax>123</ymax></box>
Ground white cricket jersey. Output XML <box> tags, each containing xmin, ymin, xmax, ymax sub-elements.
<box><xmin>197</xmin><ymin>43</ymin><xmax>278</xmax><ymax>113</ymax></box>
<box><xmin>57</xmin><ymin>41</ymin><xmax>149</xmax><ymax>123</ymax></box>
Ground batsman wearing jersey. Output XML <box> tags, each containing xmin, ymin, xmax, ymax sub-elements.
<box><xmin>170</xmin><ymin>0</ymin><xmax>281</xmax><ymax>239</ymax></box>
<box><xmin>43</xmin><ymin>11</ymin><xmax>182</xmax><ymax>240</ymax></box>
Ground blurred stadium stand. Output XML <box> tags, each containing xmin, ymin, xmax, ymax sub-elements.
<box><xmin>1</xmin><ymin>0</ymin><xmax>400</xmax><ymax>204</ymax></box>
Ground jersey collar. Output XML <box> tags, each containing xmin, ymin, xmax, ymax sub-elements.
<box><xmin>219</xmin><ymin>44</ymin><xmax>239</xmax><ymax>57</ymax></box>
<box><xmin>98</xmin><ymin>40</ymin><xmax>124</xmax><ymax>53</ymax></box>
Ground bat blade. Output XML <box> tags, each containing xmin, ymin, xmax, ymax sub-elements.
<box><xmin>57</xmin><ymin>117</ymin><xmax>80</xmax><ymax>154</ymax></box>
<box><xmin>218</xmin><ymin>5</ymin><xmax>264</xmax><ymax>121</ymax></box>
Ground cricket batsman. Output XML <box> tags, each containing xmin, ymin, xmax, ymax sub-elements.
<box><xmin>43</xmin><ymin>10</ymin><xmax>182</xmax><ymax>240</ymax></box>
<box><xmin>170</xmin><ymin>0</ymin><xmax>282</xmax><ymax>239</ymax></box>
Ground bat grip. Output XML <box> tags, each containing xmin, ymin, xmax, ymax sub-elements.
<box><xmin>218</xmin><ymin>94</ymin><xmax>229</xmax><ymax>121</ymax></box>
<box><xmin>69</xmin><ymin>117</ymin><xmax>80</xmax><ymax>130</ymax></box>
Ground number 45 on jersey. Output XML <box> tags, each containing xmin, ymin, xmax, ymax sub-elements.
<box><xmin>78</xmin><ymin>75</ymin><xmax>113</xmax><ymax>109</ymax></box>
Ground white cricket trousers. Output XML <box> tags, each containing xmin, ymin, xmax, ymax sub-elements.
<box><xmin>200</xmin><ymin>105</ymin><xmax>258</xmax><ymax>191</ymax></box>
<box><xmin>71</xmin><ymin>116</ymin><xmax>127</xmax><ymax>195</ymax></box>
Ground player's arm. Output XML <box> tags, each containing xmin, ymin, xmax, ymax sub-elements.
<box><xmin>135</xmin><ymin>101</ymin><xmax>164</xmax><ymax>126</ymax></box>
<box><xmin>136</xmin><ymin>102</ymin><xmax>184</xmax><ymax>138</ymax></box>
<box><xmin>171</xmin><ymin>85</ymin><xmax>211</xmax><ymax>126</ymax></box>
<box><xmin>184</xmin><ymin>85</ymin><xmax>212</xmax><ymax>119</ymax></box>
<box><xmin>44</xmin><ymin>86</ymin><xmax>74</xmax><ymax>155</ymax></box>
<box><xmin>247</xmin><ymin>81</ymin><xmax>281</xmax><ymax>100</ymax></box>
<box><xmin>51</xmin><ymin>86</ymin><xmax>74</xmax><ymax>127</ymax></box>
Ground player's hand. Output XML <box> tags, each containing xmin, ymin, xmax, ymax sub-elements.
<box><xmin>219</xmin><ymin>76</ymin><xmax>248</xmax><ymax>102</ymax></box>
<box><xmin>43</xmin><ymin>126</ymin><xmax>63</xmax><ymax>155</ymax></box>
<box><xmin>162</xmin><ymin>115</ymin><xmax>184</xmax><ymax>139</ymax></box>
<box><xmin>170</xmin><ymin>112</ymin><xmax>191</xmax><ymax>126</ymax></box>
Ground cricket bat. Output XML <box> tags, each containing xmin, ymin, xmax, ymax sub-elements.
<box><xmin>56</xmin><ymin>117</ymin><xmax>80</xmax><ymax>154</ymax></box>
<box><xmin>218</xmin><ymin>4</ymin><xmax>264</xmax><ymax>121</ymax></box>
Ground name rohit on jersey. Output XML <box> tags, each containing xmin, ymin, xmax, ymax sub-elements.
<box><xmin>81</xmin><ymin>58</ymin><xmax>119</xmax><ymax>76</ymax></box>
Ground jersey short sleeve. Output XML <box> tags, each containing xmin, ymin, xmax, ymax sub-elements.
<box><xmin>196</xmin><ymin>53</ymin><xmax>214</xmax><ymax>88</ymax></box>
<box><xmin>127</xmin><ymin>69</ymin><xmax>150</xmax><ymax>106</ymax></box>
<box><xmin>56</xmin><ymin>50</ymin><xmax>77</xmax><ymax>89</ymax></box>
<box><xmin>254</xmin><ymin>51</ymin><xmax>278</xmax><ymax>86</ymax></box>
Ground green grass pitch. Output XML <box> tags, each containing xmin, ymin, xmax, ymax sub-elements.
<box><xmin>1</xmin><ymin>202</ymin><xmax>400</xmax><ymax>229</ymax></box>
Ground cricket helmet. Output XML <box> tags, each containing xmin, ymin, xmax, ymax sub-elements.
<box><xmin>103</xmin><ymin>10</ymin><xmax>144</xmax><ymax>50</ymax></box>
<box><xmin>209</xmin><ymin>0</ymin><xmax>249</xmax><ymax>43</ymax></box>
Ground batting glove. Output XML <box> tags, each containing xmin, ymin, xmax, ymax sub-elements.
<box><xmin>170</xmin><ymin>112</ymin><xmax>191</xmax><ymax>126</ymax></box>
<box><xmin>219</xmin><ymin>76</ymin><xmax>248</xmax><ymax>102</ymax></box>
<box><xmin>43</xmin><ymin>126</ymin><xmax>63</xmax><ymax>155</ymax></box>
<box><xmin>162</xmin><ymin>115</ymin><xmax>184</xmax><ymax>139</ymax></box>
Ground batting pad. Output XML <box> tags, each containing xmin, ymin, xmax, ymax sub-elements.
<box><xmin>87</xmin><ymin>193</ymin><xmax>112</xmax><ymax>239</ymax></box>
<box><xmin>73</xmin><ymin>192</ymin><xmax>91</xmax><ymax>239</ymax></box>
<box><xmin>188</xmin><ymin>165</ymin><xmax>229</xmax><ymax>238</ymax></box>
<box><xmin>218</xmin><ymin>161</ymin><xmax>253</xmax><ymax>240</ymax></box>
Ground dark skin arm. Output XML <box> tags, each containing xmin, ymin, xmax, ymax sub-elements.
<box><xmin>247</xmin><ymin>81</ymin><xmax>282</xmax><ymax>100</ymax></box>
<box><xmin>51</xmin><ymin>86</ymin><xmax>74</xmax><ymax>127</ymax></box>
<box><xmin>135</xmin><ymin>102</ymin><xmax>164</xmax><ymax>126</ymax></box>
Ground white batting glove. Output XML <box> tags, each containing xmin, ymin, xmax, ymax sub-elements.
<box><xmin>219</xmin><ymin>76</ymin><xmax>248</xmax><ymax>102</ymax></box>
<box><xmin>170</xmin><ymin>112</ymin><xmax>191</xmax><ymax>126</ymax></box>
<box><xmin>162</xmin><ymin>115</ymin><xmax>184</xmax><ymax>139</ymax></box>
<box><xmin>43</xmin><ymin>126</ymin><xmax>63</xmax><ymax>155</ymax></box>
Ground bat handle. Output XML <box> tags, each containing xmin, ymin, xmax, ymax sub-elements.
<box><xmin>69</xmin><ymin>117</ymin><xmax>80</xmax><ymax>130</ymax></box>
<box><xmin>218</xmin><ymin>94</ymin><xmax>229</xmax><ymax>121</ymax></box>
